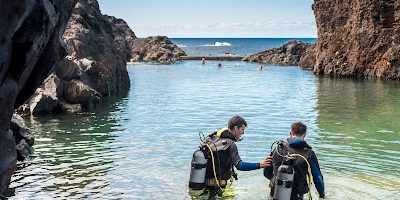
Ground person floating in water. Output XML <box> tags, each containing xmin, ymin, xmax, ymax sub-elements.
<box><xmin>217</xmin><ymin>63</ymin><xmax>222</xmax><ymax>68</ymax></box>
<box><xmin>258</xmin><ymin>65</ymin><xmax>264</xmax><ymax>71</ymax></box>
<box><xmin>201</xmin><ymin>58</ymin><xmax>206</xmax><ymax>65</ymax></box>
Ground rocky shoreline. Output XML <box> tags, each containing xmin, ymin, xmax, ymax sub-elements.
<box><xmin>18</xmin><ymin>0</ymin><xmax>187</xmax><ymax>116</ymax></box>
<box><xmin>0</xmin><ymin>0</ymin><xmax>77</xmax><ymax>197</ymax></box>
<box><xmin>245</xmin><ymin>1</ymin><xmax>400</xmax><ymax>79</ymax></box>
<box><xmin>242</xmin><ymin>40</ymin><xmax>314</xmax><ymax>68</ymax></box>
<box><xmin>0</xmin><ymin>0</ymin><xmax>186</xmax><ymax>197</ymax></box>
<box><xmin>1</xmin><ymin>0</ymin><xmax>400</xmax><ymax>198</ymax></box>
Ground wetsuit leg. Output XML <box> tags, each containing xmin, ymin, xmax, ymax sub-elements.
<box><xmin>208</xmin><ymin>188</ymin><xmax>217</xmax><ymax>200</ymax></box>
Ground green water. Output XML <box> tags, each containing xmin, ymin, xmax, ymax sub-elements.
<box><xmin>9</xmin><ymin>61</ymin><xmax>400</xmax><ymax>199</ymax></box>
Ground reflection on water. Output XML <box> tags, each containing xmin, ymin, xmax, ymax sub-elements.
<box><xmin>315</xmin><ymin>77</ymin><xmax>400</xmax><ymax>199</ymax></box>
<box><xmin>9</xmin><ymin>62</ymin><xmax>400</xmax><ymax>199</ymax></box>
<box><xmin>9</xmin><ymin>97</ymin><xmax>129</xmax><ymax>199</ymax></box>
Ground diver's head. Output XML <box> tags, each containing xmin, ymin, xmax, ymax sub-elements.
<box><xmin>228</xmin><ymin>115</ymin><xmax>247</xmax><ymax>142</ymax></box>
<box><xmin>290</xmin><ymin>121</ymin><xmax>307</xmax><ymax>139</ymax></box>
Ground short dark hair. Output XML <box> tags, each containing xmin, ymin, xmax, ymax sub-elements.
<box><xmin>291</xmin><ymin>121</ymin><xmax>307</xmax><ymax>135</ymax></box>
<box><xmin>228</xmin><ymin>115</ymin><xmax>247</xmax><ymax>130</ymax></box>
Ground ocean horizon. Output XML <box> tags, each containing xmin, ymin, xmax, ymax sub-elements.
<box><xmin>169</xmin><ymin>38</ymin><xmax>317</xmax><ymax>56</ymax></box>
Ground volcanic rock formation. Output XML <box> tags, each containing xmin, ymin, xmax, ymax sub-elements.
<box><xmin>21</xmin><ymin>0</ymin><xmax>187</xmax><ymax>115</ymax></box>
<box><xmin>243</xmin><ymin>40</ymin><xmax>313</xmax><ymax>66</ymax></box>
<box><xmin>0</xmin><ymin>0</ymin><xmax>77</xmax><ymax>197</ymax></box>
<box><xmin>130</xmin><ymin>36</ymin><xmax>187</xmax><ymax>63</ymax></box>
<box><xmin>312</xmin><ymin>0</ymin><xmax>400</xmax><ymax>79</ymax></box>
<box><xmin>18</xmin><ymin>0</ymin><xmax>132</xmax><ymax>115</ymax></box>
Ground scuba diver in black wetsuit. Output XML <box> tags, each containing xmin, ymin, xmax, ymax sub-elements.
<box><xmin>189</xmin><ymin>115</ymin><xmax>269</xmax><ymax>200</ymax></box>
<box><xmin>263</xmin><ymin>121</ymin><xmax>325</xmax><ymax>200</ymax></box>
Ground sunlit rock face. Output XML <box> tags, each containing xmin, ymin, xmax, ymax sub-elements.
<box><xmin>0</xmin><ymin>0</ymin><xmax>77</xmax><ymax>197</ymax></box>
<box><xmin>130</xmin><ymin>36</ymin><xmax>187</xmax><ymax>63</ymax></box>
<box><xmin>58</xmin><ymin>0</ymin><xmax>131</xmax><ymax>108</ymax></box>
<box><xmin>312</xmin><ymin>0</ymin><xmax>400</xmax><ymax>79</ymax></box>
<box><xmin>20</xmin><ymin>0</ymin><xmax>188</xmax><ymax>115</ymax></box>
<box><xmin>19</xmin><ymin>0</ymin><xmax>134</xmax><ymax>115</ymax></box>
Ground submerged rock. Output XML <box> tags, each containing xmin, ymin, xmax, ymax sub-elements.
<box><xmin>243</xmin><ymin>40</ymin><xmax>312</xmax><ymax>66</ymax></box>
<box><xmin>312</xmin><ymin>0</ymin><xmax>400</xmax><ymax>79</ymax></box>
<box><xmin>10</xmin><ymin>114</ymin><xmax>34</xmax><ymax>161</ymax></box>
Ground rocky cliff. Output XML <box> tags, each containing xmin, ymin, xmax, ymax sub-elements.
<box><xmin>59</xmin><ymin>0</ymin><xmax>131</xmax><ymax>107</ymax></box>
<box><xmin>0</xmin><ymin>0</ymin><xmax>77</xmax><ymax>197</ymax></box>
<box><xmin>312</xmin><ymin>0</ymin><xmax>400</xmax><ymax>79</ymax></box>
<box><xmin>21</xmin><ymin>0</ymin><xmax>187</xmax><ymax>115</ymax></box>
<box><xmin>18</xmin><ymin>0</ymin><xmax>133</xmax><ymax>115</ymax></box>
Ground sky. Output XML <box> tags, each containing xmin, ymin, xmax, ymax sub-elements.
<box><xmin>97</xmin><ymin>0</ymin><xmax>317</xmax><ymax>38</ymax></box>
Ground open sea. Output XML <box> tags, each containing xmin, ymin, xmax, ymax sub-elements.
<box><xmin>8</xmin><ymin>38</ymin><xmax>400</xmax><ymax>200</ymax></box>
<box><xmin>171</xmin><ymin>38</ymin><xmax>316</xmax><ymax>56</ymax></box>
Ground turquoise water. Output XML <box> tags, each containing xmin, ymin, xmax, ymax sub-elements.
<box><xmin>170</xmin><ymin>38</ymin><xmax>316</xmax><ymax>56</ymax></box>
<box><xmin>8</xmin><ymin>61</ymin><xmax>400</xmax><ymax>199</ymax></box>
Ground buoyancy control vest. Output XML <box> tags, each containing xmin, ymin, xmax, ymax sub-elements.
<box><xmin>270</xmin><ymin>140</ymin><xmax>313</xmax><ymax>198</ymax></box>
<box><xmin>188</xmin><ymin>128</ymin><xmax>235</xmax><ymax>190</ymax></box>
<box><xmin>204</xmin><ymin>128</ymin><xmax>235</xmax><ymax>183</ymax></box>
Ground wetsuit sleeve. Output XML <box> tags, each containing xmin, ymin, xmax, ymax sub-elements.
<box><xmin>310</xmin><ymin>151</ymin><xmax>325</xmax><ymax>198</ymax></box>
<box><xmin>229</xmin><ymin>143</ymin><xmax>260</xmax><ymax>171</ymax></box>
<box><xmin>237</xmin><ymin>161</ymin><xmax>260</xmax><ymax>171</ymax></box>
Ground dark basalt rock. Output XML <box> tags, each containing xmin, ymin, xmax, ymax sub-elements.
<box><xmin>0</xmin><ymin>0</ymin><xmax>77</xmax><ymax>197</ymax></box>
<box><xmin>243</xmin><ymin>40</ymin><xmax>312</xmax><ymax>66</ymax></box>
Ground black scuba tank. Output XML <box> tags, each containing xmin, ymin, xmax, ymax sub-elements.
<box><xmin>188</xmin><ymin>149</ymin><xmax>208</xmax><ymax>190</ymax></box>
<box><xmin>271</xmin><ymin>158</ymin><xmax>295</xmax><ymax>200</ymax></box>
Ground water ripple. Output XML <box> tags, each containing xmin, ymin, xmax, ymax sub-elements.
<box><xmin>8</xmin><ymin>61</ymin><xmax>400</xmax><ymax>199</ymax></box>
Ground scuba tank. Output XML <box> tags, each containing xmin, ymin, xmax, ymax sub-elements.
<box><xmin>269</xmin><ymin>140</ymin><xmax>314</xmax><ymax>200</ymax></box>
<box><xmin>188</xmin><ymin>148</ymin><xmax>208</xmax><ymax>190</ymax></box>
<box><xmin>271</xmin><ymin>157</ymin><xmax>295</xmax><ymax>200</ymax></box>
<box><xmin>188</xmin><ymin>130</ymin><xmax>235</xmax><ymax>191</ymax></box>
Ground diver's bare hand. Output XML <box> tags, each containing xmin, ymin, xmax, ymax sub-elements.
<box><xmin>260</xmin><ymin>156</ymin><xmax>273</xmax><ymax>168</ymax></box>
<box><xmin>260</xmin><ymin>156</ymin><xmax>272</xmax><ymax>168</ymax></box>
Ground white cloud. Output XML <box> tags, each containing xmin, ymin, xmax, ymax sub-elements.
<box><xmin>132</xmin><ymin>21</ymin><xmax>317</xmax><ymax>38</ymax></box>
